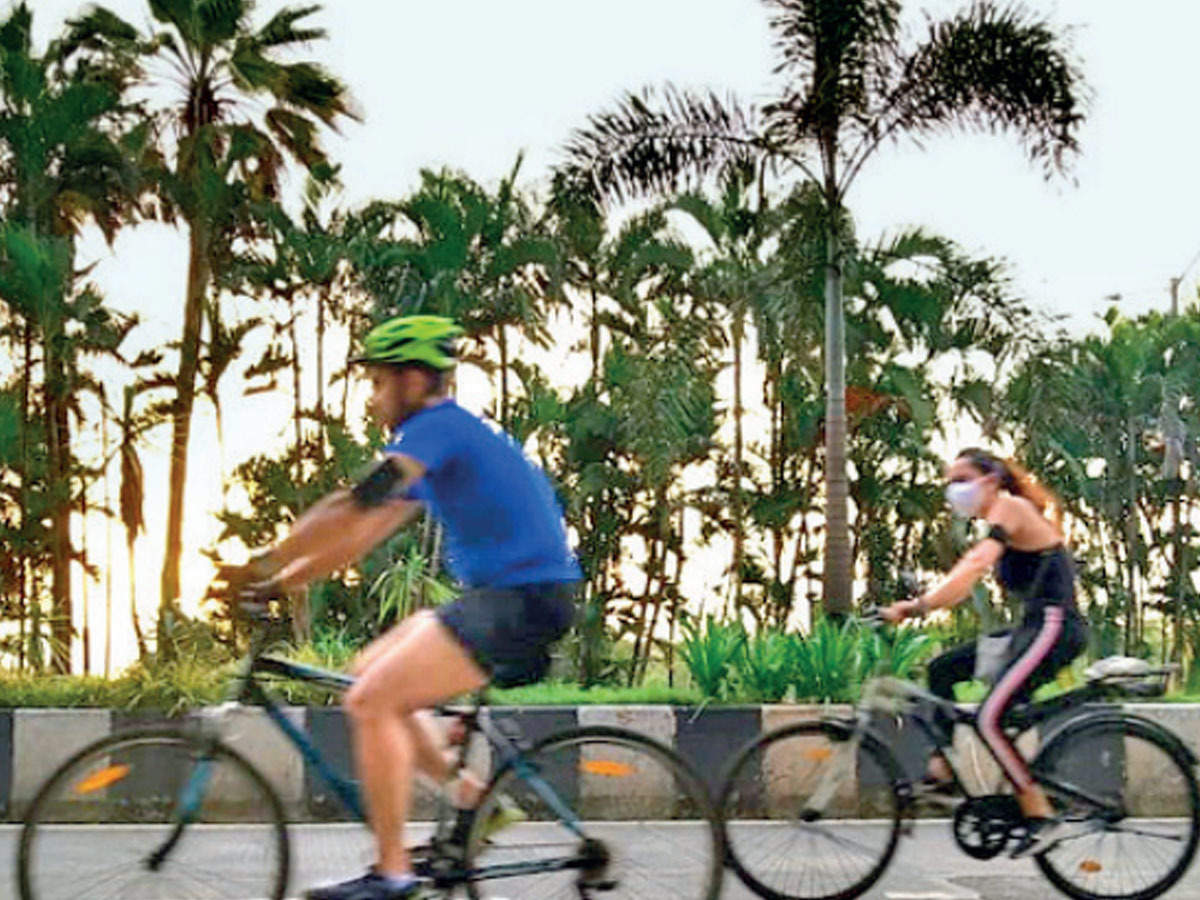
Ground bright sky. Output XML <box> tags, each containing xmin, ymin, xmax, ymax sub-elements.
<box><xmin>24</xmin><ymin>0</ymin><xmax>1200</xmax><ymax>671</ymax></box>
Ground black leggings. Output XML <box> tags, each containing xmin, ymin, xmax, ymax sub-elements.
<box><xmin>927</xmin><ymin>606</ymin><xmax>1087</xmax><ymax>790</ymax></box>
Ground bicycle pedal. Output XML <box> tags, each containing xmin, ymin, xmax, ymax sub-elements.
<box><xmin>580</xmin><ymin>879</ymin><xmax>618</xmax><ymax>891</ymax></box>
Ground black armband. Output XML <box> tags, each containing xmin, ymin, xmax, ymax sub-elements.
<box><xmin>986</xmin><ymin>524</ymin><xmax>1011</xmax><ymax>545</ymax></box>
<box><xmin>350</xmin><ymin>457</ymin><xmax>404</xmax><ymax>507</ymax></box>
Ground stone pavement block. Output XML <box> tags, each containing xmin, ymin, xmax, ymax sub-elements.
<box><xmin>211</xmin><ymin>705</ymin><xmax>306</xmax><ymax>812</ymax></box>
<box><xmin>578</xmin><ymin>706</ymin><xmax>677</xmax><ymax>817</ymax></box>
<box><xmin>488</xmin><ymin>707</ymin><xmax>579</xmax><ymax>816</ymax></box>
<box><xmin>746</xmin><ymin>705</ymin><xmax>832</xmax><ymax>819</ymax></box>
<box><xmin>12</xmin><ymin>709</ymin><xmax>111</xmax><ymax>813</ymax></box>
<box><xmin>951</xmin><ymin>717</ymin><xmax>1040</xmax><ymax>795</ymax></box>
<box><xmin>674</xmin><ymin>706</ymin><xmax>759</xmax><ymax>806</ymax></box>
<box><xmin>579</xmin><ymin>705</ymin><xmax>675</xmax><ymax>744</ymax></box>
<box><xmin>0</xmin><ymin>711</ymin><xmax>11</xmax><ymax>820</ymax></box>
<box><xmin>762</xmin><ymin>715</ymin><xmax>861</xmax><ymax>818</ymax></box>
<box><xmin>1031</xmin><ymin>702</ymin><xmax>1122</xmax><ymax>810</ymax></box>
<box><xmin>761</xmin><ymin>703</ymin><xmax>849</xmax><ymax>735</ymax></box>
<box><xmin>1117</xmin><ymin>703</ymin><xmax>1200</xmax><ymax>817</ymax></box>
<box><xmin>305</xmin><ymin>707</ymin><xmax>357</xmax><ymax>821</ymax></box>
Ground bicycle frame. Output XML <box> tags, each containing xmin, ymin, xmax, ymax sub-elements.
<box><xmin>163</xmin><ymin>628</ymin><xmax>595</xmax><ymax>886</ymax></box>
<box><xmin>821</xmin><ymin>671</ymin><xmax>1136</xmax><ymax>817</ymax></box>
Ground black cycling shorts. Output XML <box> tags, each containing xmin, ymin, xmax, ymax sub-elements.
<box><xmin>436</xmin><ymin>581</ymin><xmax>578</xmax><ymax>688</ymax></box>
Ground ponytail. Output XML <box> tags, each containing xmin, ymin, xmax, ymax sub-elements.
<box><xmin>958</xmin><ymin>448</ymin><xmax>1064</xmax><ymax>532</ymax></box>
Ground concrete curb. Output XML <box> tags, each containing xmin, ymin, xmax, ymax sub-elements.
<box><xmin>1</xmin><ymin>702</ymin><xmax>1197</xmax><ymax>821</ymax></box>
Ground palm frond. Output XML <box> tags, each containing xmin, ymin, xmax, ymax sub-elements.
<box><xmin>252</xmin><ymin>4</ymin><xmax>326</xmax><ymax>50</ymax></box>
<box><xmin>762</xmin><ymin>0</ymin><xmax>903</xmax><ymax>140</ymax></box>
<box><xmin>884</xmin><ymin>1</ymin><xmax>1085</xmax><ymax>177</ymax></box>
<box><xmin>562</xmin><ymin>84</ymin><xmax>764</xmax><ymax>204</ymax></box>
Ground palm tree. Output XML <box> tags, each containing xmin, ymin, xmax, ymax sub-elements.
<box><xmin>76</xmin><ymin>0</ymin><xmax>356</xmax><ymax>633</ymax></box>
<box><xmin>0</xmin><ymin>3</ymin><xmax>145</xmax><ymax>669</ymax></box>
<box><xmin>1009</xmin><ymin>309</ymin><xmax>1200</xmax><ymax>662</ymax></box>
<box><xmin>119</xmin><ymin>384</ymin><xmax>149</xmax><ymax>660</ymax></box>
<box><xmin>669</xmin><ymin>170</ymin><xmax>778</xmax><ymax>611</ymax></box>
<box><xmin>373</xmin><ymin>163</ymin><xmax>559</xmax><ymax>429</ymax></box>
<box><xmin>562</xmin><ymin>0</ymin><xmax>1085</xmax><ymax>613</ymax></box>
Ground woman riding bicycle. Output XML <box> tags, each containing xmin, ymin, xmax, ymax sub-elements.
<box><xmin>881</xmin><ymin>447</ymin><xmax>1087</xmax><ymax>857</ymax></box>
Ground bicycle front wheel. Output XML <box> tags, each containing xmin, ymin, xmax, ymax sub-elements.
<box><xmin>1032</xmin><ymin>715</ymin><xmax>1200</xmax><ymax>900</ymax></box>
<box><xmin>464</xmin><ymin>725</ymin><xmax>723</xmax><ymax>900</ymax></box>
<box><xmin>718</xmin><ymin>719</ymin><xmax>905</xmax><ymax>900</ymax></box>
<box><xmin>19</xmin><ymin>727</ymin><xmax>289</xmax><ymax>900</ymax></box>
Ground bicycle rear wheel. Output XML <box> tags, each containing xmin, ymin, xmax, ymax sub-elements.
<box><xmin>718</xmin><ymin>719</ymin><xmax>905</xmax><ymax>900</ymax></box>
<box><xmin>1032</xmin><ymin>715</ymin><xmax>1200</xmax><ymax>900</ymax></box>
<box><xmin>19</xmin><ymin>727</ymin><xmax>289</xmax><ymax>900</ymax></box>
<box><xmin>463</xmin><ymin>725</ymin><xmax>723</xmax><ymax>899</ymax></box>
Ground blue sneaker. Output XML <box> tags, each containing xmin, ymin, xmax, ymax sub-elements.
<box><xmin>304</xmin><ymin>869</ymin><xmax>428</xmax><ymax>900</ymax></box>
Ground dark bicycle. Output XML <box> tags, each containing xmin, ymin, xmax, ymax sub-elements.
<box><xmin>18</xmin><ymin>603</ymin><xmax>723</xmax><ymax>900</ymax></box>
<box><xmin>718</xmin><ymin>615</ymin><xmax>1200</xmax><ymax>900</ymax></box>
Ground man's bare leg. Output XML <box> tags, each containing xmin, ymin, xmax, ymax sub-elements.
<box><xmin>344</xmin><ymin>612</ymin><xmax>486</xmax><ymax>878</ymax></box>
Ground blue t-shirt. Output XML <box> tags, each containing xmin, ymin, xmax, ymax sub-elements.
<box><xmin>384</xmin><ymin>400</ymin><xmax>582</xmax><ymax>588</ymax></box>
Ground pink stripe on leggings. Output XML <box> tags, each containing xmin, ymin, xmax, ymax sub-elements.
<box><xmin>977</xmin><ymin>606</ymin><xmax>1064</xmax><ymax>791</ymax></box>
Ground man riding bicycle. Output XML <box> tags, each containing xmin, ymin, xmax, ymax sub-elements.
<box><xmin>223</xmin><ymin>314</ymin><xmax>581</xmax><ymax>899</ymax></box>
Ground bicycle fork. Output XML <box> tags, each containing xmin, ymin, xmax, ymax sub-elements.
<box><xmin>803</xmin><ymin>718</ymin><xmax>868</xmax><ymax>819</ymax></box>
<box><xmin>144</xmin><ymin>750</ymin><xmax>216</xmax><ymax>871</ymax></box>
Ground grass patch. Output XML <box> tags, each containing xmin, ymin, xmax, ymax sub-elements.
<box><xmin>489</xmin><ymin>680</ymin><xmax>704</xmax><ymax>706</ymax></box>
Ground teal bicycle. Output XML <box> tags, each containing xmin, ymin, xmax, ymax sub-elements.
<box><xmin>18</xmin><ymin>603</ymin><xmax>723</xmax><ymax>899</ymax></box>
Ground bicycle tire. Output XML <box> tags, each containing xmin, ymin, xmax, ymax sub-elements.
<box><xmin>462</xmin><ymin>724</ymin><xmax>723</xmax><ymax>900</ymax></box>
<box><xmin>1031</xmin><ymin>714</ymin><xmax>1200</xmax><ymax>900</ymax></box>
<box><xmin>18</xmin><ymin>726</ymin><xmax>290</xmax><ymax>900</ymax></box>
<box><xmin>718</xmin><ymin>719</ymin><xmax>905</xmax><ymax>900</ymax></box>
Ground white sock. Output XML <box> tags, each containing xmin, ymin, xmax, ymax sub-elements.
<box><xmin>377</xmin><ymin>871</ymin><xmax>418</xmax><ymax>890</ymax></box>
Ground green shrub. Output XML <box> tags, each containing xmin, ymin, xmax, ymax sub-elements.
<box><xmin>733</xmin><ymin>630</ymin><xmax>798</xmax><ymax>702</ymax></box>
<box><xmin>857</xmin><ymin>625</ymin><xmax>934</xmax><ymax>681</ymax></box>
<box><xmin>793</xmin><ymin>618</ymin><xmax>861</xmax><ymax>703</ymax></box>
<box><xmin>679</xmin><ymin>614</ymin><xmax>745</xmax><ymax>699</ymax></box>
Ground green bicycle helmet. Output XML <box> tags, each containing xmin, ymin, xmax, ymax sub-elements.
<box><xmin>353</xmin><ymin>314</ymin><xmax>463</xmax><ymax>370</ymax></box>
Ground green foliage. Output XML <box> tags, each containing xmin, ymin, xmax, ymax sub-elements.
<box><xmin>792</xmin><ymin>618</ymin><xmax>863</xmax><ymax>703</ymax></box>
<box><xmin>679</xmin><ymin>614</ymin><xmax>745</xmax><ymax>699</ymax></box>
<box><xmin>490</xmin><ymin>679</ymin><xmax>702</xmax><ymax>706</ymax></box>
<box><xmin>856</xmin><ymin>624</ymin><xmax>933</xmax><ymax>681</ymax></box>
<box><xmin>733</xmin><ymin>629</ymin><xmax>797</xmax><ymax>702</ymax></box>
<box><xmin>370</xmin><ymin>545</ymin><xmax>458</xmax><ymax>624</ymax></box>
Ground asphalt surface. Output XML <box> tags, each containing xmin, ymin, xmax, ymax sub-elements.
<box><xmin>3</xmin><ymin>819</ymin><xmax>1200</xmax><ymax>899</ymax></box>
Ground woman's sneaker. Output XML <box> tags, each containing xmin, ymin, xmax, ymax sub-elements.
<box><xmin>1010</xmin><ymin>818</ymin><xmax>1068</xmax><ymax>858</ymax></box>
<box><xmin>910</xmin><ymin>776</ymin><xmax>960</xmax><ymax>810</ymax></box>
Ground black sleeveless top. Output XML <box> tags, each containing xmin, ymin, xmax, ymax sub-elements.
<box><xmin>989</xmin><ymin>525</ymin><xmax>1077</xmax><ymax>614</ymax></box>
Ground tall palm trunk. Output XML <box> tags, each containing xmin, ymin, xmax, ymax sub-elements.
<box><xmin>80</xmin><ymin>485</ymin><xmax>90</xmax><ymax>674</ymax></box>
<box><xmin>589</xmin><ymin>282</ymin><xmax>601</xmax><ymax>383</ymax></box>
<box><xmin>1124</xmin><ymin>417</ymin><xmax>1139</xmax><ymax>654</ymax></box>
<box><xmin>128</xmin><ymin>531</ymin><xmax>147</xmax><ymax>660</ymax></box>
<box><xmin>821</xmin><ymin>180</ymin><xmax>852</xmax><ymax>615</ymax></box>
<box><xmin>102</xmin><ymin>404</ymin><xmax>113</xmax><ymax>678</ymax></box>
<box><xmin>315</xmin><ymin>290</ymin><xmax>326</xmax><ymax>463</ymax></box>
<box><xmin>18</xmin><ymin>320</ymin><xmax>32</xmax><ymax>672</ymax></box>
<box><xmin>161</xmin><ymin>224</ymin><xmax>211</xmax><ymax>639</ymax></box>
<box><xmin>498</xmin><ymin>325</ymin><xmax>509</xmax><ymax>428</ymax></box>
<box><xmin>44</xmin><ymin>330</ymin><xmax>73</xmax><ymax>672</ymax></box>
<box><xmin>288</xmin><ymin>294</ymin><xmax>303</xmax><ymax>478</ymax></box>
<box><xmin>731</xmin><ymin>311</ymin><xmax>745</xmax><ymax>607</ymax></box>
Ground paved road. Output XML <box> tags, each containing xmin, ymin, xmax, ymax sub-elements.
<box><xmin>4</xmin><ymin>820</ymin><xmax>1200</xmax><ymax>899</ymax></box>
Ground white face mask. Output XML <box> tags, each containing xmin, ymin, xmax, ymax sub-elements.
<box><xmin>945</xmin><ymin>479</ymin><xmax>985</xmax><ymax>518</ymax></box>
